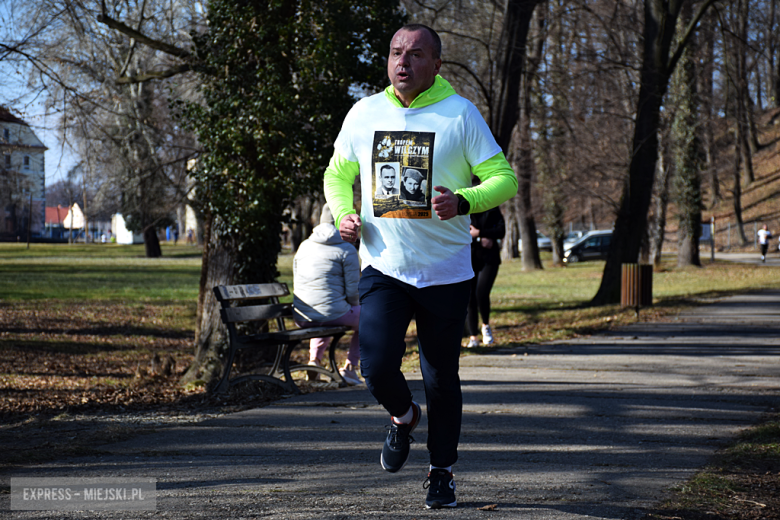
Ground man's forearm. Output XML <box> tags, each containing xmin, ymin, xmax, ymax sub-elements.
<box><xmin>323</xmin><ymin>152</ymin><xmax>360</xmax><ymax>227</ymax></box>
<box><xmin>455</xmin><ymin>152</ymin><xmax>517</xmax><ymax>213</ymax></box>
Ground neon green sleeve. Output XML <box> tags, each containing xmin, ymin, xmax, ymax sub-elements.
<box><xmin>454</xmin><ymin>152</ymin><xmax>517</xmax><ymax>213</ymax></box>
<box><xmin>323</xmin><ymin>151</ymin><xmax>360</xmax><ymax>227</ymax></box>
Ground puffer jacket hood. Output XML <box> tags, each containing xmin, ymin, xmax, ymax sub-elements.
<box><xmin>308</xmin><ymin>223</ymin><xmax>343</xmax><ymax>245</ymax></box>
<box><xmin>292</xmin><ymin>223</ymin><xmax>360</xmax><ymax>323</ymax></box>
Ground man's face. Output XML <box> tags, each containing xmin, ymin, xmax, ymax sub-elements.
<box><xmin>387</xmin><ymin>29</ymin><xmax>441</xmax><ymax>107</ymax></box>
<box><xmin>382</xmin><ymin>169</ymin><xmax>396</xmax><ymax>189</ymax></box>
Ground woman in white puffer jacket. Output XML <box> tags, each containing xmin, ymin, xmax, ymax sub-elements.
<box><xmin>293</xmin><ymin>204</ymin><xmax>362</xmax><ymax>385</ymax></box>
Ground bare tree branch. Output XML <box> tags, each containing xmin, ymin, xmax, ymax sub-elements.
<box><xmin>667</xmin><ymin>0</ymin><xmax>718</xmax><ymax>73</ymax></box>
<box><xmin>116</xmin><ymin>64</ymin><xmax>192</xmax><ymax>84</ymax></box>
<box><xmin>96</xmin><ymin>12</ymin><xmax>193</xmax><ymax>61</ymax></box>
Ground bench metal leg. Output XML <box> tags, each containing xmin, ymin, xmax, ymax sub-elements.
<box><xmin>276</xmin><ymin>342</ymin><xmax>302</xmax><ymax>394</ymax></box>
<box><xmin>214</xmin><ymin>343</ymin><xmax>239</xmax><ymax>395</ymax></box>
<box><xmin>287</xmin><ymin>332</ymin><xmax>348</xmax><ymax>387</ymax></box>
<box><xmin>327</xmin><ymin>332</ymin><xmax>347</xmax><ymax>386</ymax></box>
<box><xmin>217</xmin><ymin>342</ymin><xmax>300</xmax><ymax>395</ymax></box>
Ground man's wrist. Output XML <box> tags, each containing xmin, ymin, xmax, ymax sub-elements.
<box><xmin>456</xmin><ymin>193</ymin><xmax>470</xmax><ymax>215</ymax></box>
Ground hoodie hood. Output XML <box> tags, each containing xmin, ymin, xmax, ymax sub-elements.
<box><xmin>309</xmin><ymin>223</ymin><xmax>343</xmax><ymax>245</ymax></box>
<box><xmin>384</xmin><ymin>75</ymin><xmax>457</xmax><ymax>109</ymax></box>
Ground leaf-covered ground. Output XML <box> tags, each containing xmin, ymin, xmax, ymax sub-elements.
<box><xmin>0</xmin><ymin>301</ymin><xmax>288</xmax><ymax>470</ymax></box>
<box><xmin>1</xmin><ymin>299</ymin><xmax>778</xmax><ymax>520</ymax></box>
<box><xmin>643</xmin><ymin>414</ymin><xmax>780</xmax><ymax>520</ymax></box>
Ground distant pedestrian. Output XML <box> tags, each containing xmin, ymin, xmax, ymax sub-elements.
<box><xmin>186</xmin><ymin>228</ymin><xmax>194</xmax><ymax>245</ymax></box>
<box><xmin>465</xmin><ymin>202</ymin><xmax>505</xmax><ymax>348</ymax></box>
<box><xmin>758</xmin><ymin>224</ymin><xmax>772</xmax><ymax>262</ymax></box>
<box><xmin>173</xmin><ymin>227</ymin><xmax>180</xmax><ymax>245</ymax></box>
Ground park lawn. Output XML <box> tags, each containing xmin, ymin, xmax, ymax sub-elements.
<box><xmin>4</xmin><ymin>244</ymin><xmax>780</xmax><ymax>396</ymax></box>
<box><xmin>2</xmin><ymin>244</ymin><xmax>780</xmax><ymax>414</ymax></box>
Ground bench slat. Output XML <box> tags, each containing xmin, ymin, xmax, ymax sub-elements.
<box><xmin>214</xmin><ymin>283</ymin><xmax>289</xmax><ymax>302</ymax></box>
<box><xmin>221</xmin><ymin>303</ymin><xmax>292</xmax><ymax>323</ymax></box>
<box><xmin>235</xmin><ymin>326</ymin><xmax>350</xmax><ymax>345</ymax></box>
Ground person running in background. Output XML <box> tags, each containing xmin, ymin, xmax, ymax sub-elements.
<box><xmin>293</xmin><ymin>204</ymin><xmax>362</xmax><ymax>385</ymax></box>
<box><xmin>465</xmin><ymin>201</ymin><xmax>505</xmax><ymax>348</ymax></box>
<box><xmin>758</xmin><ymin>224</ymin><xmax>772</xmax><ymax>262</ymax></box>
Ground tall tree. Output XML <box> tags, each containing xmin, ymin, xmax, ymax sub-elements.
<box><xmin>7</xmin><ymin>0</ymin><xmax>202</xmax><ymax>256</ymax></box>
<box><xmin>592</xmin><ymin>0</ymin><xmax>716</xmax><ymax>304</ymax></box>
<box><xmin>671</xmin><ymin>2</ymin><xmax>703</xmax><ymax>267</ymax></box>
<box><xmin>174</xmin><ymin>1</ymin><xmax>403</xmax><ymax>385</ymax></box>
<box><xmin>537</xmin><ymin>0</ymin><xmax>570</xmax><ymax>266</ymax></box>
<box><xmin>697</xmin><ymin>9</ymin><xmax>720</xmax><ymax>207</ymax></box>
<box><xmin>650</xmin><ymin>134</ymin><xmax>672</xmax><ymax>267</ymax></box>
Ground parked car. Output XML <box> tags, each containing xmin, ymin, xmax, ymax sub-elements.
<box><xmin>563</xmin><ymin>230</ymin><xmax>586</xmax><ymax>248</ymax></box>
<box><xmin>563</xmin><ymin>230</ymin><xmax>613</xmax><ymax>263</ymax></box>
<box><xmin>518</xmin><ymin>231</ymin><xmax>552</xmax><ymax>252</ymax></box>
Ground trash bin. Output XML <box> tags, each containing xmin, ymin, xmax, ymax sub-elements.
<box><xmin>621</xmin><ymin>263</ymin><xmax>652</xmax><ymax>308</ymax></box>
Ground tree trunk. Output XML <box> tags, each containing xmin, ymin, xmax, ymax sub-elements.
<box><xmin>143</xmin><ymin>226</ymin><xmax>162</xmax><ymax>258</ymax></box>
<box><xmin>490</xmin><ymin>0</ymin><xmax>542</xmax><ymax>266</ymax></box>
<box><xmin>540</xmin><ymin>0</ymin><xmax>566</xmax><ymax>267</ymax></box>
<box><xmin>771</xmin><ymin>0</ymin><xmax>780</xmax><ymax>108</ymax></box>
<box><xmin>736</xmin><ymin>97</ymin><xmax>755</xmax><ymax>185</ymax></box>
<box><xmin>673</xmin><ymin>1</ymin><xmax>702</xmax><ymax>268</ymax></box>
<box><xmin>289</xmin><ymin>196</ymin><xmax>316</xmax><ymax>253</ymax></box>
<box><xmin>733</xmin><ymin>0</ymin><xmax>756</xmax><ymax>183</ymax></box>
<box><xmin>593</xmin><ymin>0</ymin><xmax>689</xmax><ymax>304</ymax></box>
<box><xmin>181</xmin><ymin>212</ymin><xmax>237</xmax><ymax>387</ymax></box>
<box><xmin>501</xmin><ymin>199</ymin><xmax>520</xmax><ymax>261</ymax></box>
<box><xmin>516</xmin><ymin>96</ymin><xmax>542</xmax><ymax>270</ymax></box>
<box><xmin>513</xmin><ymin>3</ymin><xmax>545</xmax><ymax>271</ymax></box>
<box><xmin>736</xmin><ymin>0</ymin><xmax>760</xmax><ymax>154</ymax></box>
<box><xmin>651</xmin><ymin>145</ymin><xmax>671</xmax><ymax>267</ymax></box>
<box><xmin>732</xmin><ymin>136</ymin><xmax>749</xmax><ymax>246</ymax></box>
<box><xmin>699</xmin><ymin>9</ymin><xmax>720</xmax><ymax>207</ymax></box>
<box><xmin>489</xmin><ymin>0</ymin><xmax>542</xmax><ymax>152</ymax></box>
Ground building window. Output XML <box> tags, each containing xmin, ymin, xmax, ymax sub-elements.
<box><xmin>23</xmin><ymin>156</ymin><xmax>30</xmax><ymax>169</ymax></box>
<box><xmin>2</xmin><ymin>129</ymin><xmax>8</xmax><ymax>141</ymax></box>
<box><xmin>3</xmin><ymin>154</ymin><xmax>9</xmax><ymax>168</ymax></box>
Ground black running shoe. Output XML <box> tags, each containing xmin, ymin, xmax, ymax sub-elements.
<box><xmin>424</xmin><ymin>468</ymin><xmax>457</xmax><ymax>509</ymax></box>
<box><xmin>380</xmin><ymin>401</ymin><xmax>421</xmax><ymax>473</ymax></box>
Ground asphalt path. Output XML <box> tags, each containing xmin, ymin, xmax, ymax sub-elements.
<box><xmin>3</xmin><ymin>289</ymin><xmax>780</xmax><ymax>519</ymax></box>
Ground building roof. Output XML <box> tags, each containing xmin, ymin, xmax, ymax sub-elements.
<box><xmin>46</xmin><ymin>206</ymin><xmax>70</xmax><ymax>225</ymax></box>
<box><xmin>0</xmin><ymin>106</ymin><xmax>28</xmax><ymax>126</ymax></box>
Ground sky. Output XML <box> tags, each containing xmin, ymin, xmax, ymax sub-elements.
<box><xmin>0</xmin><ymin>3</ymin><xmax>79</xmax><ymax>188</ymax></box>
<box><xmin>1</xmin><ymin>63</ymin><xmax>79</xmax><ymax>187</ymax></box>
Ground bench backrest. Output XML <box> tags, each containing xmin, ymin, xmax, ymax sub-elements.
<box><xmin>213</xmin><ymin>283</ymin><xmax>292</xmax><ymax>330</ymax></box>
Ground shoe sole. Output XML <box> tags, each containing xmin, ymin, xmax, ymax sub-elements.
<box><xmin>340</xmin><ymin>375</ymin><xmax>363</xmax><ymax>385</ymax></box>
<box><xmin>380</xmin><ymin>402</ymin><xmax>421</xmax><ymax>473</ymax></box>
<box><xmin>426</xmin><ymin>500</ymin><xmax>457</xmax><ymax>509</ymax></box>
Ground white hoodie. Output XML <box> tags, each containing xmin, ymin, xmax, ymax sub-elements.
<box><xmin>293</xmin><ymin>223</ymin><xmax>360</xmax><ymax>323</ymax></box>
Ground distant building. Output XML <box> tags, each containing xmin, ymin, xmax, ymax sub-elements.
<box><xmin>44</xmin><ymin>205</ymin><xmax>69</xmax><ymax>239</ymax></box>
<box><xmin>59</xmin><ymin>202</ymin><xmax>113</xmax><ymax>243</ymax></box>
<box><xmin>111</xmin><ymin>213</ymin><xmax>143</xmax><ymax>245</ymax></box>
<box><xmin>0</xmin><ymin>106</ymin><xmax>47</xmax><ymax>239</ymax></box>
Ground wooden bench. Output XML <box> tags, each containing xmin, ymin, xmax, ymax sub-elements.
<box><xmin>213</xmin><ymin>283</ymin><xmax>350</xmax><ymax>395</ymax></box>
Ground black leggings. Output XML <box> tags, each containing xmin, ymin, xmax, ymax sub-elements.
<box><xmin>467</xmin><ymin>262</ymin><xmax>500</xmax><ymax>336</ymax></box>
